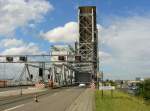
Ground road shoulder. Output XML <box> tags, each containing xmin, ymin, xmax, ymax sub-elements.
<box><xmin>66</xmin><ymin>88</ymin><xmax>95</xmax><ymax>111</ymax></box>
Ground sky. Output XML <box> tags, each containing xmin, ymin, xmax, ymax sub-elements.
<box><xmin>0</xmin><ymin>0</ymin><xmax>150</xmax><ymax>80</ymax></box>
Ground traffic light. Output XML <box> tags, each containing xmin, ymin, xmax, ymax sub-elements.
<box><xmin>39</xmin><ymin>68</ymin><xmax>43</xmax><ymax>77</ymax></box>
<box><xmin>48</xmin><ymin>74</ymin><xmax>50</xmax><ymax>79</ymax></box>
<box><xmin>75</xmin><ymin>56</ymin><xmax>81</xmax><ymax>62</ymax></box>
<box><xmin>58</xmin><ymin>56</ymin><xmax>66</xmax><ymax>61</ymax></box>
<box><xmin>6</xmin><ymin>57</ymin><xmax>13</xmax><ymax>62</ymax></box>
<box><xmin>19</xmin><ymin>56</ymin><xmax>27</xmax><ymax>62</ymax></box>
<box><xmin>30</xmin><ymin>74</ymin><xmax>33</xmax><ymax>80</ymax></box>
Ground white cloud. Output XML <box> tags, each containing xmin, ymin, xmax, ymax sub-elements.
<box><xmin>0</xmin><ymin>37</ymin><xmax>45</xmax><ymax>55</ymax></box>
<box><xmin>0</xmin><ymin>0</ymin><xmax>53</xmax><ymax>36</ymax></box>
<box><xmin>1</xmin><ymin>43</ymin><xmax>44</xmax><ymax>55</ymax></box>
<box><xmin>41</xmin><ymin>22</ymin><xmax>78</xmax><ymax>43</ymax></box>
<box><xmin>0</xmin><ymin>38</ymin><xmax>45</xmax><ymax>55</ymax></box>
<box><xmin>99</xmin><ymin>51</ymin><xmax>113</xmax><ymax>64</ymax></box>
<box><xmin>42</xmin><ymin>22</ymin><xmax>102</xmax><ymax>43</ymax></box>
<box><xmin>101</xmin><ymin>15</ymin><xmax>150</xmax><ymax>79</ymax></box>
<box><xmin>0</xmin><ymin>38</ymin><xmax>24</xmax><ymax>48</ymax></box>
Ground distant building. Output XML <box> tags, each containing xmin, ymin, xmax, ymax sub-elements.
<box><xmin>0</xmin><ymin>80</ymin><xmax>7</xmax><ymax>88</ymax></box>
<box><xmin>135</xmin><ymin>77</ymin><xmax>144</xmax><ymax>81</ymax></box>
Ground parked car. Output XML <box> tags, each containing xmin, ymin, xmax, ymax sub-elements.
<box><xmin>79</xmin><ymin>83</ymin><xmax>86</xmax><ymax>87</ymax></box>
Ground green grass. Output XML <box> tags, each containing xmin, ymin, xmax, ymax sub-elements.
<box><xmin>95</xmin><ymin>90</ymin><xmax>150</xmax><ymax>111</ymax></box>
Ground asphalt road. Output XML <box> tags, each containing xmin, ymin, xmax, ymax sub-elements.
<box><xmin>0</xmin><ymin>87</ymin><xmax>85</xmax><ymax>111</ymax></box>
<box><xmin>0</xmin><ymin>88</ymin><xmax>66</xmax><ymax>111</ymax></box>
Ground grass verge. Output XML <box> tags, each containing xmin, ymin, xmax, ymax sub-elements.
<box><xmin>95</xmin><ymin>90</ymin><xmax>150</xmax><ymax>111</ymax></box>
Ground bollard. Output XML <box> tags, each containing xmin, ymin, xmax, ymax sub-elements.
<box><xmin>34</xmin><ymin>94</ymin><xmax>38</xmax><ymax>102</ymax></box>
<box><xmin>20</xmin><ymin>87</ymin><xmax>23</xmax><ymax>96</ymax></box>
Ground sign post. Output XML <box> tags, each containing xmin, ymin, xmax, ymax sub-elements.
<box><xmin>99</xmin><ymin>86</ymin><xmax>115</xmax><ymax>98</ymax></box>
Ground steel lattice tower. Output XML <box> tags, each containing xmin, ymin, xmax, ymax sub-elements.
<box><xmin>78</xmin><ymin>6</ymin><xmax>98</xmax><ymax>82</ymax></box>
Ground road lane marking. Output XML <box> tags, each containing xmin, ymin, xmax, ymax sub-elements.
<box><xmin>3</xmin><ymin>104</ymin><xmax>25</xmax><ymax>111</ymax></box>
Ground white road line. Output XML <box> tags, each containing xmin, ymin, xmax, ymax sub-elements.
<box><xmin>3</xmin><ymin>104</ymin><xmax>25</xmax><ymax>111</ymax></box>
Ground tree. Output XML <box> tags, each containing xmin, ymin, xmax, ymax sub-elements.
<box><xmin>143</xmin><ymin>79</ymin><xmax>150</xmax><ymax>100</ymax></box>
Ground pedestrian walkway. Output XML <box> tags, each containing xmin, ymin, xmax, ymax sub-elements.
<box><xmin>66</xmin><ymin>88</ymin><xmax>95</xmax><ymax>111</ymax></box>
<box><xmin>0</xmin><ymin>87</ymin><xmax>47</xmax><ymax>98</ymax></box>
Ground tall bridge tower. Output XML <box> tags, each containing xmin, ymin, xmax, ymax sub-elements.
<box><xmin>76</xmin><ymin>6</ymin><xmax>98</xmax><ymax>83</ymax></box>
